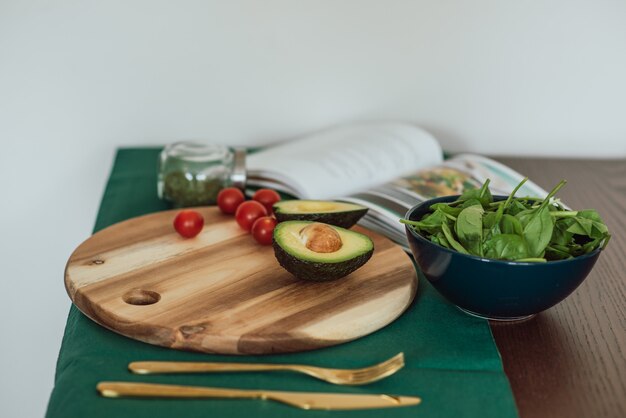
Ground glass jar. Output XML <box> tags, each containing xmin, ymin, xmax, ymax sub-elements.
<box><xmin>158</xmin><ymin>141</ymin><xmax>246</xmax><ymax>207</ymax></box>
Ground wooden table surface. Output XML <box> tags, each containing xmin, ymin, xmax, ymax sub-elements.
<box><xmin>491</xmin><ymin>158</ymin><xmax>626</xmax><ymax>418</ymax></box>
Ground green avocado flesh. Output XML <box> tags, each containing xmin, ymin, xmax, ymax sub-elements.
<box><xmin>272</xmin><ymin>200</ymin><xmax>368</xmax><ymax>228</ymax></box>
<box><xmin>273</xmin><ymin>221</ymin><xmax>374</xmax><ymax>281</ymax></box>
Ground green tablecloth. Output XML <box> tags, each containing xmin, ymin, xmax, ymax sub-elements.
<box><xmin>46</xmin><ymin>148</ymin><xmax>519</xmax><ymax>418</ymax></box>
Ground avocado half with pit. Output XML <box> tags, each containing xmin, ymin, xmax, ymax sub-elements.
<box><xmin>273</xmin><ymin>200</ymin><xmax>368</xmax><ymax>228</ymax></box>
<box><xmin>273</xmin><ymin>221</ymin><xmax>374</xmax><ymax>282</ymax></box>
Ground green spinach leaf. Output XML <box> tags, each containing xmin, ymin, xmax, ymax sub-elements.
<box><xmin>483</xmin><ymin>234</ymin><xmax>530</xmax><ymax>260</ymax></box>
<box><xmin>455</xmin><ymin>204</ymin><xmax>484</xmax><ymax>256</ymax></box>
<box><xmin>500</xmin><ymin>214</ymin><xmax>523</xmax><ymax>236</ymax></box>
<box><xmin>522</xmin><ymin>205</ymin><xmax>554</xmax><ymax>258</ymax></box>
<box><xmin>442</xmin><ymin>222</ymin><xmax>469</xmax><ymax>254</ymax></box>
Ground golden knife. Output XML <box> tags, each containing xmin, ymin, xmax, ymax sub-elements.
<box><xmin>97</xmin><ymin>381</ymin><xmax>421</xmax><ymax>410</ymax></box>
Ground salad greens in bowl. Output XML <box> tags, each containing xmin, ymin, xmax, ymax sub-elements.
<box><xmin>401</xmin><ymin>178</ymin><xmax>610</xmax><ymax>321</ymax></box>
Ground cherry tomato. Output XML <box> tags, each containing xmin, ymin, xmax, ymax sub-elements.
<box><xmin>217</xmin><ymin>187</ymin><xmax>245</xmax><ymax>214</ymax></box>
<box><xmin>235</xmin><ymin>200</ymin><xmax>268</xmax><ymax>231</ymax></box>
<box><xmin>252</xmin><ymin>189</ymin><xmax>281</xmax><ymax>213</ymax></box>
<box><xmin>251</xmin><ymin>216</ymin><xmax>278</xmax><ymax>245</ymax></box>
<box><xmin>173</xmin><ymin>210</ymin><xmax>204</xmax><ymax>238</ymax></box>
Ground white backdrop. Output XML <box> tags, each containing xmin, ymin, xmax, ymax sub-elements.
<box><xmin>1</xmin><ymin>1</ymin><xmax>625</xmax><ymax>417</ymax></box>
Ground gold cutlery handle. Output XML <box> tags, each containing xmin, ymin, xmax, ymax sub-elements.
<box><xmin>97</xmin><ymin>382</ymin><xmax>259</xmax><ymax>399</ymax></box>
<box><xmin>129</xmin><ymin>361</ymin><xmax>296</xmax><ymax>374</ymax></box>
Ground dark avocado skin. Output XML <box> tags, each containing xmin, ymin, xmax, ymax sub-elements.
<box><xmin>273</xmin><ymin>208</ymin><xmax>368</xmax><ymax>229</ymax></box>
<box><xmin>273</xmin><ymin>239</ymin><xmax>374</xmax><ymax>282</ymax></box>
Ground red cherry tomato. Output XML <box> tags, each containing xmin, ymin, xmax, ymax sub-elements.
<box><xmin>235</xmin><ymin>200</ymin><xmax>268</xmax><ymax>231</ymax></box>
<box><xmin>173</xmin><ymin>210</ymin><xmax>204</xmax><ymax>238</ymax></box>
<box><xmin>252</xmin><ymin>189</ymin><xmax>281</xmax><ymax>213</ymax></box>
<box><xmin>251</xmin><ymin>216</ymin><xmax>278</xmax><ymax>245</ymax></box>
<box><xmin>217</xmin><ymin>187</ymin><xmax>245</xmax><ymax>214</ymax></box>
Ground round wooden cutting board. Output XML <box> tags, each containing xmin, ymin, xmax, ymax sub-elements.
<box><xmin>65</xmin><ymin>207</ymin><xmax>417</xmax><ymax>355</ymax></box>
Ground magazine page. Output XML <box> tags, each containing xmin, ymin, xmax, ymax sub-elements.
<box><xmin>247</xmin><ymin>122</ymin><xmax>443</xmax><ymax>199</ymax></box>
<box><xmin>342</xmin><ymin>154</ymin><xmax>549</xmax><ymax>249</ymax></box>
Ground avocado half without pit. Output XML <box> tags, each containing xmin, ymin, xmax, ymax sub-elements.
<box><xmin>272</xmin><ymin>200</ymin><xmax>368</xmax><ymax>228</ymax></box>
<box><xmin>273</xmin><ymin>221</ymin><xmax>374</xmax><ymax>282</ymax></box>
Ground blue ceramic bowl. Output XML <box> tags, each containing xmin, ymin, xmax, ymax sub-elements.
<box><xmin>405</xmin><ymin>195</ymin><xmax>603</xmax><ymax>321</ymax></box>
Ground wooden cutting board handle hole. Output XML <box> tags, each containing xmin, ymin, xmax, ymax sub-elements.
<box><xmin>122</xmin><ymin>289</ymin><xmax>161</xmax><ymax>306</ymax></box>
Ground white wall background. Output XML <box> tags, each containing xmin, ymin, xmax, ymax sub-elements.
<box><xmin>1</xmin><ymin>1</ymin><xmax>625</xmax><ymax>416</ymax></box>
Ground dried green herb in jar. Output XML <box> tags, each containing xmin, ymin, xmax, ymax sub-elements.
<box><xmin>162</xmin><ymin>171</ymin><xmax>223</xmax><ymax>207</ymax></box>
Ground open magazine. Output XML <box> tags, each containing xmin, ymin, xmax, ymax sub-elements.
<box><xmin>247</xmin><ymin>123</ymin><xmax>548</xmax><ymax>250</ymax></box>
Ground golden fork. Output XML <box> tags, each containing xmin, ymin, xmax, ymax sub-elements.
<box><xmin>97</xmin><ymin>381</ymin><xmax>421</xmax><ymax>410</ymax></box>
<box><xmin>128</xmin><ymin>352</ymin><xmax>404</xmax><ymax>386</ymax></box>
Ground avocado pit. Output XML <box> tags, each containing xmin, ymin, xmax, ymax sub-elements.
<box><xmin>300</xmin><ymin>223</ymin><xmax>343</xmax><ymax>253</ymax></box>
